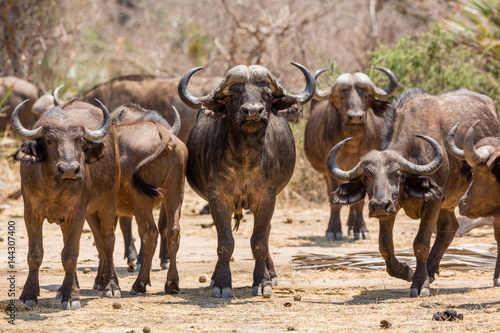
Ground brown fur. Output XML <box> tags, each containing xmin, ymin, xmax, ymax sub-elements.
<box><xmin>0</xmin><ymin>76</ymin><xmax>40</xmax><ymax>131</ymax></box>
<box><xmin>10</xmin><ymin>100</ymin><xmax>121</xmax><ymax>309</ymax></box>
<box><xmin>113</xmin><ymin>120</ymin><xmax>188</xmax><ymax>294</ymax></box>
<box><xmin>331</xmin><ymin>88</ymin><xmax>500</xmax><ymax>296</ymax></box>
<box><xmin>304</xmin><ymin>78</ymin><xmax>391</xmax><ymax>240</ymax></box>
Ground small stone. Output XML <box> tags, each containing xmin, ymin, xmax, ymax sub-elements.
<box><xmin>293</xmin><ymin>295</ymin><xmax>301</xmax><ymax>301</ymax></box>
<box><xmin>380</xmin><ymin>320</ymin><xmax>391</xmax><ymax>328</ymax></box>
<box><xmin>262</xmin><ymin>294</ymin><xmax>271</xmax><ymax>299</ymax></box>
<box><xmin>230</xmin><ymin>256</ymin><xmax>234</xmax><ymax>262</ymax></box>
<box><xmin>287</xmin><ymin>326</ymin><xmax>295</xmax><ymax>331</ymax></box>
<box><xmin>0</xmin><ymin>236</ymin><xmax>4</xmax><ymax>242</ymax></box>
<box><xmin>143</xmin><ymin>327</ymin><xmax>151</xmax><ymax>333</ymax></box>
<box><xmin>283</xmin><ymin>302</ymin><xmax>292</xmax><ymax>307</ymax></box>
<box><xmin>199</xmin><ymin>275</ymin><xmax>207</xmax><ymax>283</ymax></box>
<box><xmin>83</xmin><ymin>268</ymin><xmax>91</xmax><ymax>274</ymax></box>
<box><xmin>284</xmin><ymin>218</ymin><xmax>293</xmax><ymax>224</ymax></box>
<box><xmin>112</xmin><ymin>301</ymin><xmax>121</xmax><ymax>309</ymax></box>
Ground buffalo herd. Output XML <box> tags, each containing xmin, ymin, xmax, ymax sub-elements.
<box><xmin>5</xmin><ymin>60</ymin><xmax>500</xmax><ymax>308</ymax></box>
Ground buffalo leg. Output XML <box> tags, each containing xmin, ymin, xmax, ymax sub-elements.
<box><xmin>130</xmin><ymin>203</ymin><xmax>158</xmax><ymax>295</ymax></box>
<box><xmin>20</xmin><ymin>208</ymin><xmax>44</xmax><ymax>308</ymax></box>
<box><xmin>410</xmin><ymin>200</ymin><xmax>441</xmax><ymax>297</ymax></box>
<box><xmin>378</xmin><ymin>216</ymin><xmax>414</xmax><ymax>282</ymax></box>
<box><xmin>209</xmin><ymin>195</ymin><xmax>234</xmax><ymax>298</ymax></box>
<box><xmin>251</xmin><ymin>195</ymin><xmax>276</xmax><ymax>297</ymax></box>
<box><xmin>427</xmin><ymin>209</ymin><xmax>459</xmax><ymax>283</ymax></box>
<box><xmin>347</xmin><ymin>199</ymin><xmax>370</xmax><ymax>240</ymax></box>
<box><xmin>158</xmin><ymin>204</ymin><xmax>171</xmax><ymax>270</ymax></box>
<box><xmin>87</xmin><ymin>217</ymin><xmax>104</xmax><ymax>291</ymax></box>
<box><xmin>58</xmin><ymin>216</ymin><xmax>85</xmax><ymax>310</ymax></box>
<box><xmin>493</xmin><ymin>215</ymin><xmax>500</xmax><ymax>287</ymax></box>
<box><xmin>119</xmin><ymin>216</ymin><xmax>138</xmax><ymax>272</ymax></box>
<box><xmin>325</xmin><ymin>175</ymin><xmax>343</xmax><ymax>240</ymax></box>
<box><xmin>163</xmin><ymin>191</ymin><xmax>182</xmax><ymax>294</ymax></box>
<box><xmin>266</xmin><ymin>255</ymin><xmax>278</xmax><ymax>286</ymax></box>
<box><xmin>87</xmin><ymin>211</ymin><xmax>120</xmax><ymax>298</ymax></box>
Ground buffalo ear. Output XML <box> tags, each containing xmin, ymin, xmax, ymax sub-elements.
<box><xmin>272</xmin><ymin>96</ymin><xmax>303</xmax><ymax>117</ymax></box>
<box><xmin>404</xmin><ymin>175</ymin><xmax>444</xmax><ymax>200</ymax></box>
<box><xmin>331</xmin><ymin>178</ymin><xmax>366</xmax><ymax>205</ymax></box>
<box><xmin>371</xmin><ymin>100</ymin><xmax>391</xmax><ymax>118</ymax></box>
<box><xmin>200</xmin><ymin>99</ymin><xmax>226</xmax><ymax>119</ymax></box>
<box><xmin>487</xmin><ymin>153</ymin><xmax>500</xmax><ymax>183</ymax></box>
<box><xmin>10</xmin><ymin>141</ymin><xmax>45</xmax><ymax>163</ymax></box>
<box><xmin>84</xmin><ymin>140</ymin><xmax>105</xmax><ymax>163</ymax></box>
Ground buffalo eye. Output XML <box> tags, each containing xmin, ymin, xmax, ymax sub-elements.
<box><xmin>46</xmin><ymin>138</ymin><xmax>52</xmax><ymax>145</ymax></box>
<box><xmin>339</xmin><ymin>89</ymin><xmax>350</xmax><ymax>100</ymax></box>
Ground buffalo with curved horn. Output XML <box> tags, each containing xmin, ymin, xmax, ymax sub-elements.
<box><xmin>327</xmin><ymin>88</ymin><xmax>500</xmax><ymax>297</ymax></box>
<box><xmin>304</xmin><ymin>67</ymin><xmax>398</xmax><ymax>240</ymax></box>
<box><xmin>179</xmin><ymin>62</ymin><xmax>315</xmax><ymax>298</ymax></box>
<box><xmin>10</xmin><ymin>98</ymin><xmax>122</xmax><ymax>310</ymax></box>
<box><xmin>447</xmin><ymin>120</ymin><xmax>500</xmax><ymax>287</ymax></box>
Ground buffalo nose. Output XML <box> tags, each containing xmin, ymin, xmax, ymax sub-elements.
<box><xmin>347</xmin><ymin>110</ymin><xmax>365</xmax><ymax>124</ymax></box>
<box><xmin>57</xmin><ymin>162</ymin><xmax>80</xmax><ymax>180</ymax></box>
<box><xmin>242</xmin><ymin>103</ymin><xmax>265</xmax><ymax>116</ymax></box>
<box><xmin>369</xmin><ymin>199</ymin><xmax>393</xmax><ymax>215</ymax></box>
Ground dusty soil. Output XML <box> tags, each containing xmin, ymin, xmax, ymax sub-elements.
<box><xmin>0</xmin><ymin>183</ymin><xmax>499</xmax><ymax>332</ymax></box>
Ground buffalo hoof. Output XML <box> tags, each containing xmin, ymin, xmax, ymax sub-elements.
<box><xmin>127</xmin><ymin>259</ymin><xmax>137</xmax><ymax>272</ymax></box>
<box><xmin>160</xmin><ymin>260</ymin><xmax>170</xmax><ymax>270</ymax></box>
<box><xmin>252</xmin><ymin>281</ymin><xmax>273</xmax><ymax>297</ymax></box>
<box><xmin>104</xmin><ymin>288</ymin><xmax>121</xmax><ymax>298</ymax></box>
<box><xmin>93</xmin><ymin>283</ymin><xmax>104</xmax><ymax>291</ymax></box>
<box><xmin>164</xmin><ymin>281</ymin><xmax>180</xmax><ymax>294</ymax></box>
<box><xmin>494</xmin><ymin>278</ymin><xmax>500</xmax><ymax>287</ymax></box>
<box><xmin>348</xmin><ymin>229</ymin><xmax>354</xmax><ymax>237</ymax></box>
<box><xmin>354</xmin><ymin>231</ymin><xmax>371</xmax><ymax>240</ymax></box>
<box><xmin>62</xmin><ymin>299</ymin><xmax>81</xmax><ymax>310</ymax></box>
<box><xmin>405</xmin><ymin>266</ymin><xmax>414</xmax><ymax>282</ymax></box>
<box><xmin>130</xmin><ymin>281</ymin><xmax>149</xmax><ymax>295</ymax></box>
<box><xmin>24</xmin><ymin>300</ymin><xmax>37</xmax><ymax>308</ymax></box>
<box><xmin>200</xmin><ymin>205</ymin><xmax>210</xmax><ymax>215</ymax></box>
<box><xmin>410</xmin><ymin>287</ymin><xmax>430</xmax><ymax>298</ymax></box>
<box><xmin>271</xmin><ymin>277</ymin><xmax>278</xmax><ymax>286</ymax></box>
<box><xmin>212</xmin><ymin>286</ymin><xmax>232</xmax><ymax>298</ymax></box>
<box><xmin>326</xmin><ymin>232</ymin><xmax>342</xmax><ymax>241</ymax></box>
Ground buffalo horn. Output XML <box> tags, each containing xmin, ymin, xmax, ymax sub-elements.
<box><xmin>177</xmin><ymin>67</ymin><xmax>214</xmax><ymax>109</ymax></box>
<box><xmin>286</xmin><ymin>62</ymin><xmax>316</xmax><ymax>105</ymax></box>
<box><xmin>53</xmin><ymin>84</ymin><xmax>64</xmax><ymax>106</ymax></box>
<box><xmin>312</xmin><ymin>68</ymin><xmax>330</xmax><ymax>101</ymax></box>
<box><xmin>327</xmin><ymin>138</ymin><xmax>363</xmax><ymax>181</ymax></box>
<box><xmin>446</xmin><ymin>122</ymin><xmax>466</xmax><ymax>160</ymax></box>
<box><xmin>170</xmin><ymin>106</ymin><xmax>181</xmax><ymax>135</ymax></box>
<box><xmin>398</xmin><ymin>135</ymin><xmax>443</xmax><ymax>175</ymax></box>
<box><xmin>372</xmin><ymin>67</ymin><xmax>398</xmax><ymax>99</ymax></box>
<box><xmin>11</xmin><ymin>100</ymin><xmax>43</xmax><ymax>141</ymax></box>
<box><xmin>84</xmin><ymin>99</ymin><xmax>111</xmax><ymax>141</ymax></box>
<box><xmin>463</xmin><ymin>120</ymin><xmax>489</xmax><ymax>167</ymax></box>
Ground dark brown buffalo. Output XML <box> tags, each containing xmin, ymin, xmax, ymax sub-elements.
<box><xmin>178</xmin><ymin>62</ymin><xmax>315</xmax><ymax>298</ymax></box>
<box><xmin>0</xmin><ymin>76</ymin><xmax>40</xmax><ymax>131</ymax></box>
<box><xmin>110</xmin><ymin>104</ymin><xmax>181</xmax><ymax>273</ymax></box>
<box><xmin>447</xmin><ymin>121</ymin><xmax>500</xmax><ymax>287</ymax></box>
<box><xmin>10</xmin><ymin>99</ymin><xmax>121</xmax><ymax>309</ymax></box>
<box><xmin>81</xmin><ymin>74</ymin><xmax>222</xmax><ymax>143</ymax></box>
<box><xmin>111</xmin><ymin>111</ymin><xmax>187</xmax><ymax>294</ymax></box>
<box><xmin>328</xmin><ymin>88</ymin><xmax>500</xmax><ymax>296</ymax></box>
<box><xmin>304</xmin><ymin>67</ymin><xmax>397</xmax><ymax>240</ymax></box>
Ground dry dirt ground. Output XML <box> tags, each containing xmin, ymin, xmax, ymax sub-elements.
<box><xmin>0</xmin><ymin>184</ymin><xmax>499</xmax><ymax>332</ymax></box>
